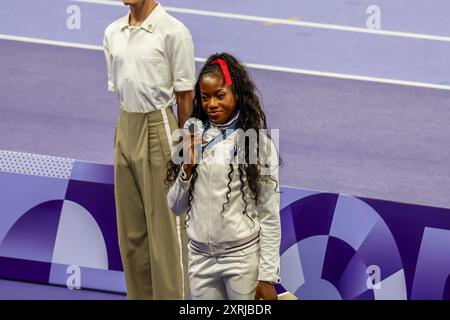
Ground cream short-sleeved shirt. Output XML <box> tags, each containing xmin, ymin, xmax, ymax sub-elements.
<box><xmin>103</xmin><ymin>3</ymin><xmax>195</xmax><ymax>112</ymax></box>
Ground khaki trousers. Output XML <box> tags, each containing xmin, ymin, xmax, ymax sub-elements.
<box><xmin>114</xmin><ymin>106</ymin><xmax>188</xmax><ymax>300</ymax></box>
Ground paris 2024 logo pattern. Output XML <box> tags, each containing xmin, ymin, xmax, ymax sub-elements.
<box><xmin>1</xmin><ymin>151</ymin><xmax>450</xmax><ymax>299</ymax></box>
<box><xmin>277</xmin><ymin>188</ymin><xmax>450</xmax><ymax>300</ymax></box>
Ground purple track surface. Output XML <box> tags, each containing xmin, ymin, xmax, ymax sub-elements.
<box><xmin>161</xmin><ymin>0</ymin><xmax>450</xmax><ymax>37</ymax></box>
<box><xmin>1</xmin><ymin>1</ymin><xmax>450</xmax><ymax>84</ymax></box>
<box><xmin>1</xmin><ymin>39</ymin><xmax>449</xmax><ymax>210</ymax></box>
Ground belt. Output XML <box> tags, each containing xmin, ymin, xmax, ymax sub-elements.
<box><xmin>189</xmin><ymin>233</ymin><xmax>260</xmax><ymax>256</ymax></box>
<box><xmin>120</xmin><ymin>99</ymin><xmax>174</xmax><ymax>114</ymax></box>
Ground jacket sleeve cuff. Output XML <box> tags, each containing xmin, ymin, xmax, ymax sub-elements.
<box><xmin>257</xmin><ymin>272</ymin><xmax>280</xmax><ymax>284</ymax></box>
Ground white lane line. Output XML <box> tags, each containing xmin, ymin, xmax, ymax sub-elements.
<box><xmin>1</xmin><ymin>34</ymin><xmax>450</xmax><ymax>91</ymax></box>
<box><xmin>0</xmin><ymin>34</ymin><xmax>102</xmax><ymax>51</ymax></box>
<box><xmin>72</xmin><ymin>0</ymin><xmax>450</xmax><ymax>43</ymax></box>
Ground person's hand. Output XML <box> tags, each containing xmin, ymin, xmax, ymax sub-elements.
<box><xmin>182</xmin><ymin>133</ymin><xmax>205</xmax><ymax>180</ymax></box>
<box><xmin>255</xmin><ymin>281</ymin><xmax>278</xmax><ymax>300</ymax></box>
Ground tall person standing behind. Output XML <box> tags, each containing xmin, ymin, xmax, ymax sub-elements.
<box><xmin>103</xmin><ymin>0</ymin><xmax>195</xmax><ymax>299</ymax></box>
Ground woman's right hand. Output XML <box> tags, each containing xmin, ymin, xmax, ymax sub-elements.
<box><xmin>182</xmin><ymin>133</ymin><xmax>205</xmax><ymax>180</ymax></box>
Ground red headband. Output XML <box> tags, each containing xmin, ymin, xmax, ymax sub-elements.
<box><xmin>210</xmin><ymin>58</ymin><xmax>232</xmax><ymax>87</ymax></box>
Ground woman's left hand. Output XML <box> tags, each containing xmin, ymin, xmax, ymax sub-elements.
<box><xmin>255</xmin><ymin>281</ymin><xmax>278</xmax><ymax>300</ymax></box>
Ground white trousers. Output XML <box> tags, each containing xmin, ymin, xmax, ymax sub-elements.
<box><xmin>188</xmin><ymin>244</ymin><xmax>260</xmax><ymax>300</ymax></box>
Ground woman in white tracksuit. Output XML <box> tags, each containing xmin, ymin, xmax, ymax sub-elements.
<box><xmin>166</xmin><ymin>53</ymin><xmax>281</xmax><ymax>300</ymax></box>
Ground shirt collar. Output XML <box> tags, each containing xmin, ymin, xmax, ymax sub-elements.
<box><xmin>118</xmin><ymin>3</ymin><xmax>163</xmax><ymax>33</ymax></box>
